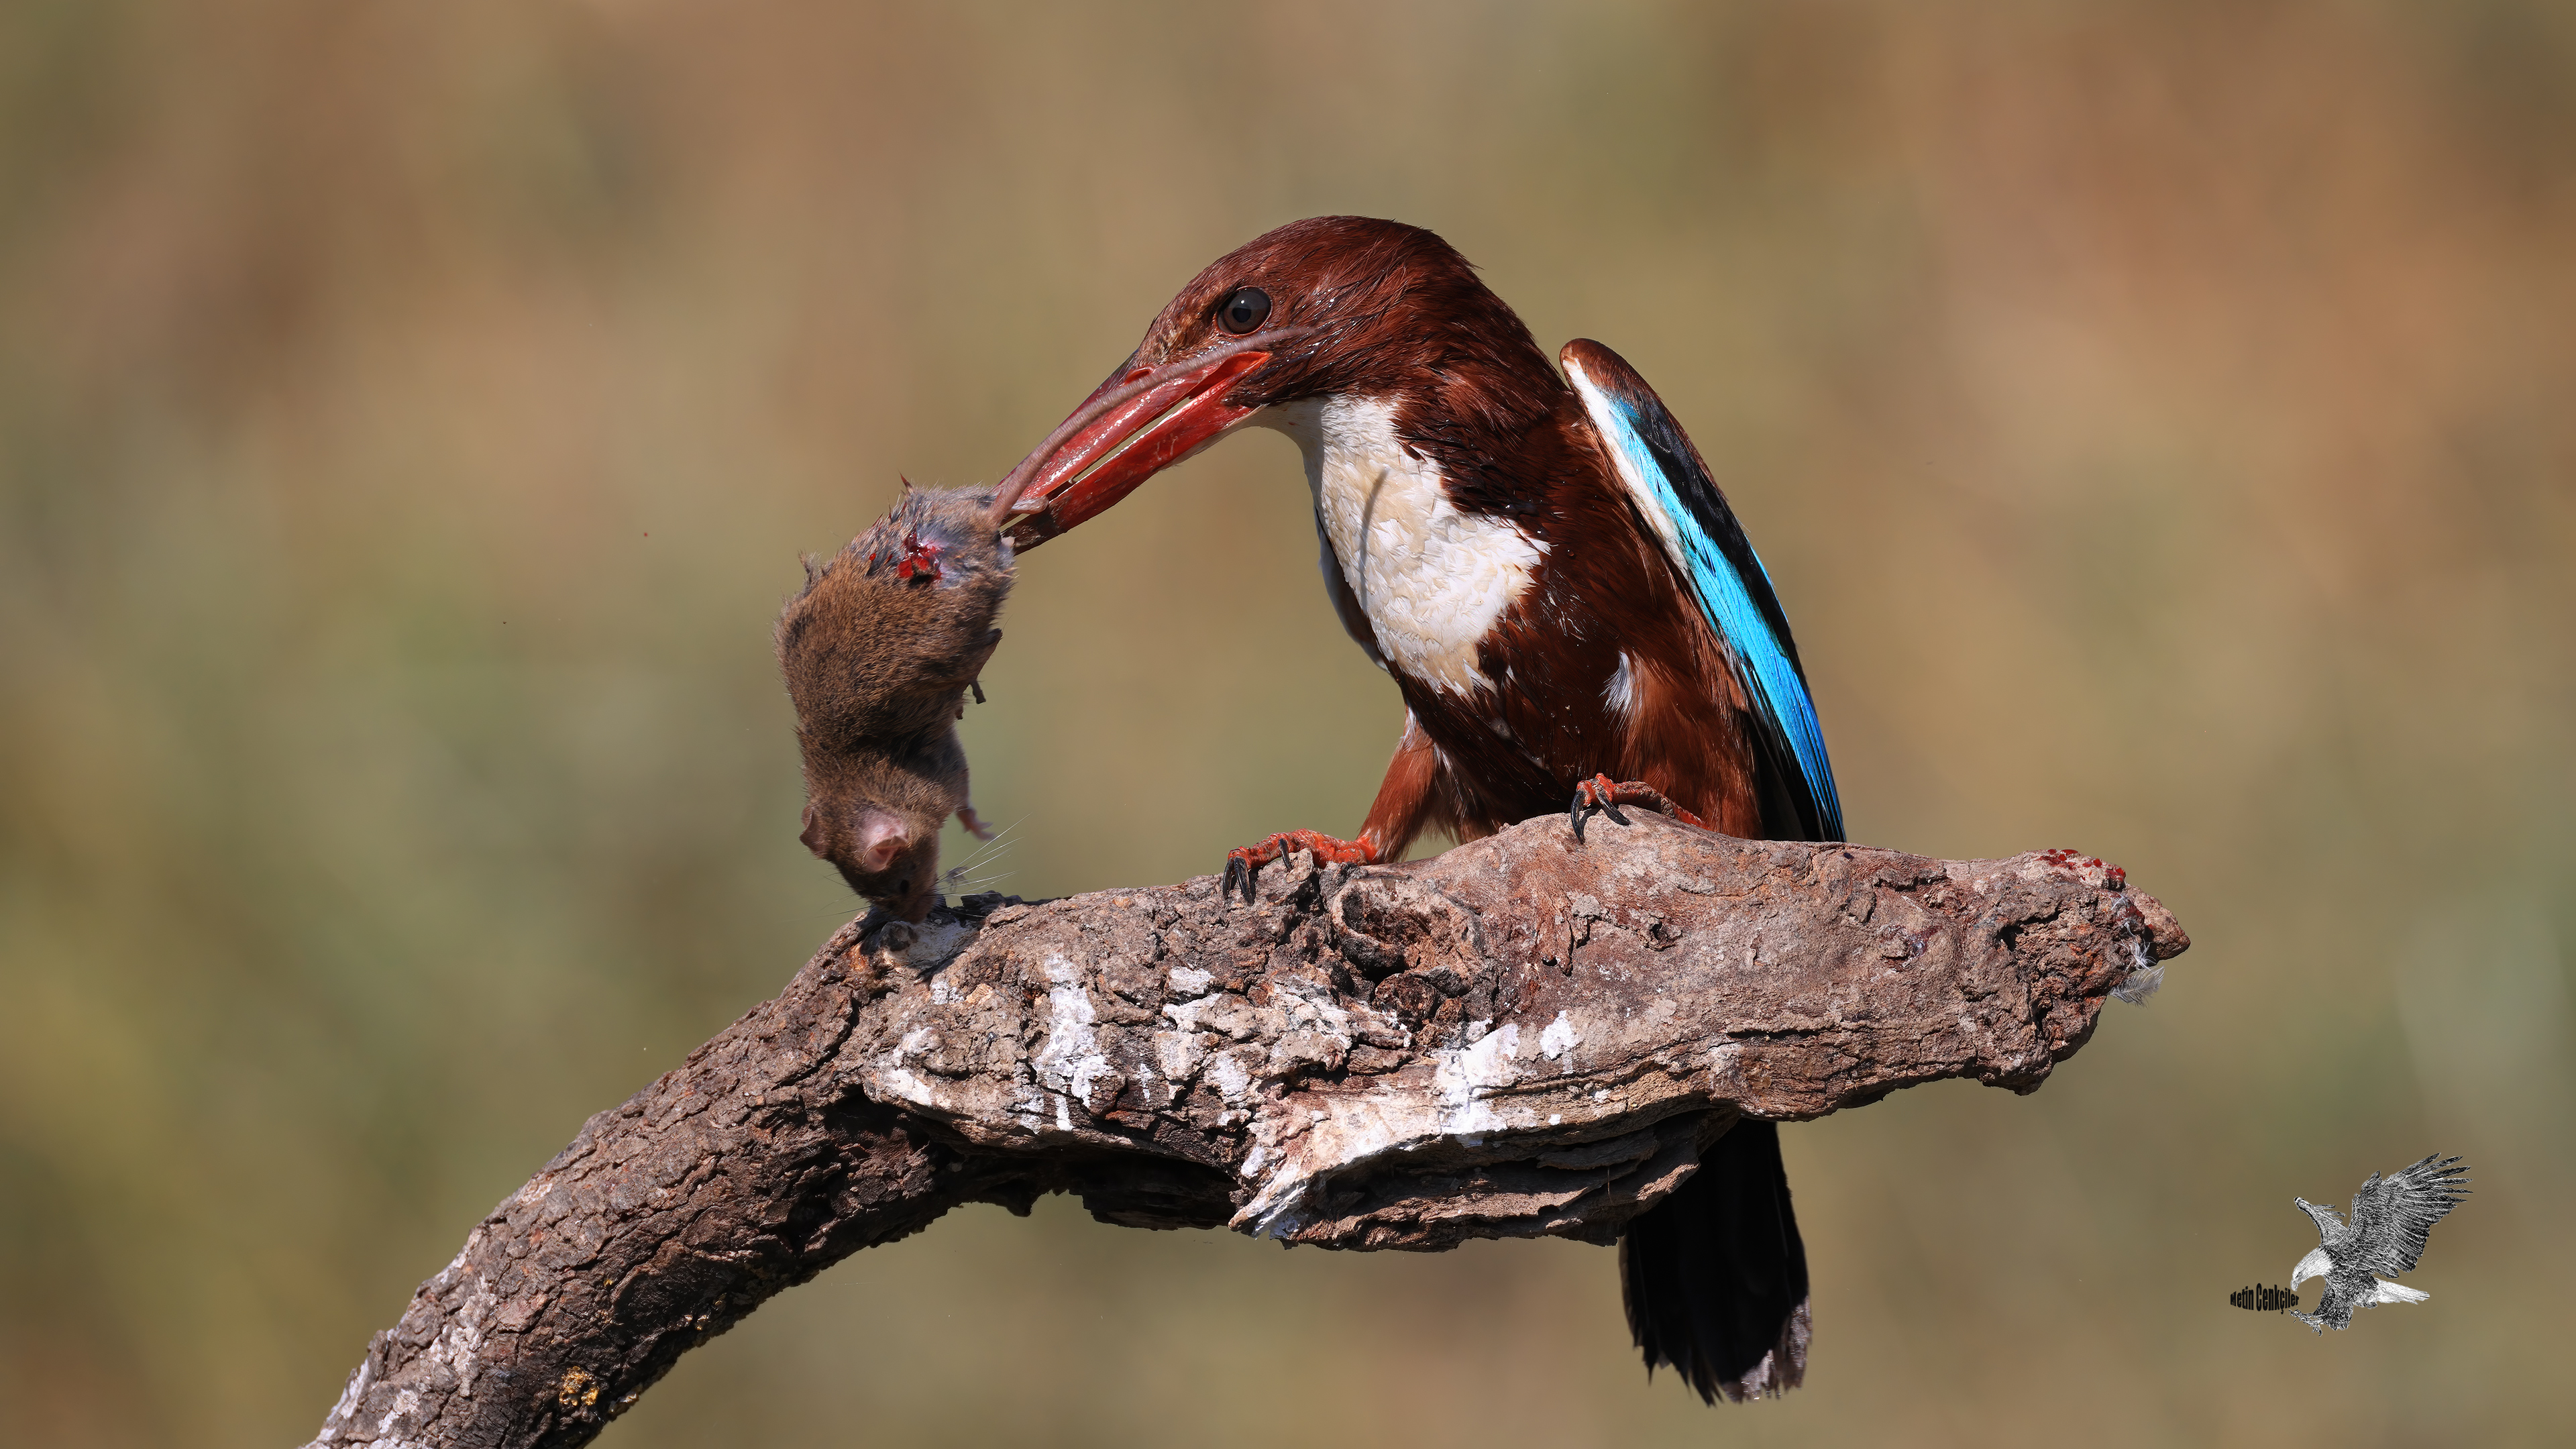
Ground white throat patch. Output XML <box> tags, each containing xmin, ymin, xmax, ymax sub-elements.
<box><xmin>1258</xmin><ymin>396</ymin><xmax>1542</xmax><ymax>694</ymax></box>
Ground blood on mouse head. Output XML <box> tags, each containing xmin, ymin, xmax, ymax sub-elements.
<box><xmin>892</xmin><ymin>527</ymin><xmax>945</xmax><ymax>582</ymax></box>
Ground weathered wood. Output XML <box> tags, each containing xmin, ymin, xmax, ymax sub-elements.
<box><xmin>304</xmin><ymin>815</ymin><xmax>2185</xmax><ymax>1448</ymax></box>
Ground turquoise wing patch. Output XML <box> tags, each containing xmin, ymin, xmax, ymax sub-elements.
<box><xmin>1562</xmin><ymin>339</ymin><xmax>1843</xmax><ymax>842</ymax></box>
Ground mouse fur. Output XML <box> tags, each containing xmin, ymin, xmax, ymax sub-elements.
<box><xmin>778</xmin><ymin>483</ymin><xmax>1014</xmax><ymax>921</ymax></box>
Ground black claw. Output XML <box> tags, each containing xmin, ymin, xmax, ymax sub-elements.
<box><xmin>1601</xmin><ymin>796</ymin><xmax>1629</xmax><ymax>827</ymax></box>
<box><xmin>969</xmin><ymin>678</ymin><xmax>986</xmax><ymax>705</ymax></box>
<box><xmin>1222</xmin><ymin>857</ymin><xmax>1244</xmax><ymax>903</ymax></box>
<box><xmin>1570</xmin><ymin>788</ymin><xmax>1589</xmax><ymax>843</ymax></box>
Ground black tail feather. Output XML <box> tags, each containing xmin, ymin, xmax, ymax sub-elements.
<box><xmin>1619</xmin><ymin>1117</ymin><xmax>1810</xmax><ymax>1404</ymax></box>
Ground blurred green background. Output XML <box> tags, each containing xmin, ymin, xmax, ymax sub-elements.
<box><xmin>4</xmin><ymin>1</ymin><xmax>2571</xmax><ymax>1445</ymax></box>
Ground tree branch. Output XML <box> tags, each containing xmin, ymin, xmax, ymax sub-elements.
<box><xmin>303</xmin><ymin>816</ymin><xmax>2186</xmax><ymax>1448</ymax></box>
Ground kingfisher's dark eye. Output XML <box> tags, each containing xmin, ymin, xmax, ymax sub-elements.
<box><xmin>1218</xmin><ymin>286</ymin><xmax>1271</xmax><ymax>334</ymax></box>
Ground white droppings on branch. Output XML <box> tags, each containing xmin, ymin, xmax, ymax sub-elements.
<box><xmin>1540</xmin><ymin>1011</ymin><xmax>1580</xmax><ymax>1060</ymax></box>
<box><xmin>1204</xmin><ymin>1049</ymin><xmax>1253</xmax><ymax>1105</ymax></box>
<box><xmin>1032</xmin><ymin>951</ymin><xmax>1113</xmax><ymax>1131</ymax></box>
<box><xmin>877</xmin><ymin>1064</ymin><xmax>943</xmax><ymax>1113</ymax></box>
<box><xmin>1150</xmin><ymin>1028</ymin><xmax>1208</xmax><ymax>1084</ymax></box>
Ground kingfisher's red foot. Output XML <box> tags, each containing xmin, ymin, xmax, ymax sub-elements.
<box><xmin>1570</xmin><ymin>775</ymin><xmax>1708</xmax><ymax>843</ymax></box>
<box><xmin>1223</xmin><ymin>829</ymin><xmax>1375</xmax><ymax>904</ymax></box>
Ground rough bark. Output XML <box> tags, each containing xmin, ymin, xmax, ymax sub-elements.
<box><xmin>304</xmin><ymin>816</ymin><xmax>2186</xmax><ymax>1448</ymax></box>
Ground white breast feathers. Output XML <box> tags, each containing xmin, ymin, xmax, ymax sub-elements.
<box><xmin>1258</xmin><ymin>395</ymin><xmax>1542</xmax><ymax>695</ymax></box>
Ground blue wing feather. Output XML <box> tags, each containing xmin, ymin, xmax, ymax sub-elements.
<box><xmin>1562</xmin><ymin>339</ymin><xmax>1843</xmax><ymax>842</ymax></box>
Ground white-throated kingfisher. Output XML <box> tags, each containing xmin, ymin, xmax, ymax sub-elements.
<box><xmin>997</xmin><ymin>217</ymin><xmax>1843</xmax><ymax>1404</ymax></box>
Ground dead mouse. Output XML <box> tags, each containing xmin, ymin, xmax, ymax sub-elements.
<box><xmin>775</xmin><ymin>348</ymin><xmax>1248</xmax><ymax>920</ymax></box>
<box><xmin>777</xmin><ymin>482</ymin><xmax>1018</xmax><ymax>922</ymax></box>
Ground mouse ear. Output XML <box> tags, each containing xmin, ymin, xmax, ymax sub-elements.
<box><xmin>798</xmin><ymin>802</ymin><xmax>829</xmax><ymax>859</ymax></box>
<box><xmin>854</xmin><ymin>807</ymin><xmax>912</xmax><ymax>873</ymax></box>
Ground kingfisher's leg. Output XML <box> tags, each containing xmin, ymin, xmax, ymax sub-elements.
<box><xmin>1222</xmin><ymin>714</ymin><xmax>1448</xmax><ymax>903</ymax></box>
<box><xmin>1222</xmin><ymin>828</ymin><xmax>1375</xmax><ymax>901</ymax></box>
<box><xmin>1570</xmin><ymin>774</ymin><xmax>1711</xmax><ymax>842</ymax></box>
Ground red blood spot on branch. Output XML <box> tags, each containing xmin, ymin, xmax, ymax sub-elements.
<box><xmin>2037</xmin><ymin>848</ymin><xmax>2126</xmax><ymax>890</ymax></box>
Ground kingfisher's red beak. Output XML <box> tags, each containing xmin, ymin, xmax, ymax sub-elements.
<box><xmin>989</xmin><ymin>331</ymin><xmax>1299</xmax><ymax>549</ymax></box>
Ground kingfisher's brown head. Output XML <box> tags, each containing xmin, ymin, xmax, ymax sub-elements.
<box><xmin>997</xmin><ymin>216</ymin><xmax>1562</xmax><ymax>546</ymax></box>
